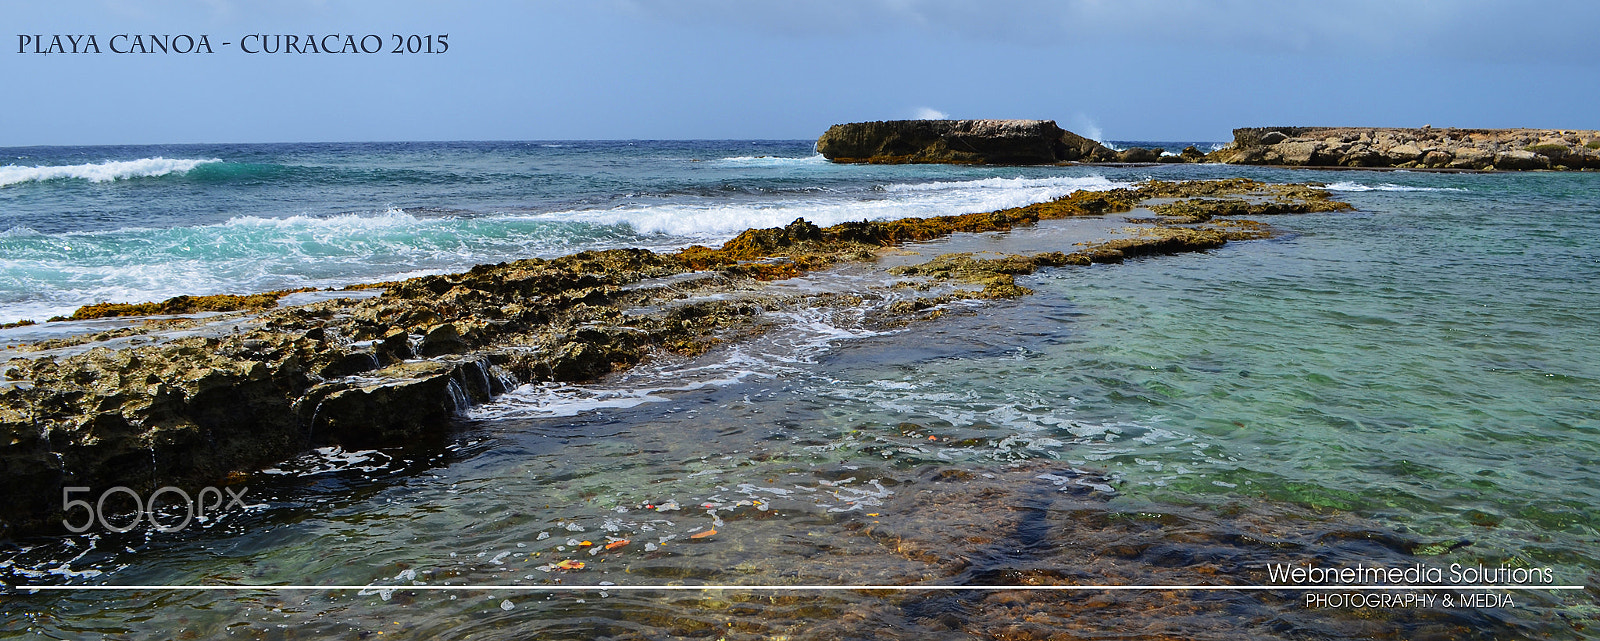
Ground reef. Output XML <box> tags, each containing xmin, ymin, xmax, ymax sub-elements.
<box><xmin>1208</xmin><ymin>126</ymin><xmax>1600</xmax><ymax>170</ymax></box>
<box><xmin>815</xmin><ymin>119</ymin><xmax>1117</xmax><ymax>164</ymax></box>
<box><xmin>55</xmin><ymin>289</ymin><xmax>318</xmax><ymax>321</ymax></box>
<box><xmin>0</xmin><ymin>179</ymin><xmax>1350</xmax><ymax>538</ymax></box>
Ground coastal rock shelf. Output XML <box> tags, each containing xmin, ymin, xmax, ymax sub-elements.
<box><xmin>0</xmin><ymin>179</ymin><xmax>1350</xmax><ymax>538</ymax></box>
<box><xmin>1210</xmin><ymin>126</ymin><xmax>1600</xmax><ymax>170</ymax></box>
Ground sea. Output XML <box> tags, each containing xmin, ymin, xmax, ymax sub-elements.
<box><xmin>0</xmin><ymin>141</ymin><xmax>1596</xmax><ymax>639</ymax></box>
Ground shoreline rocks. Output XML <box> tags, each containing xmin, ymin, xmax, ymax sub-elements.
<box><xmin>816</xmin><ymin>119</ymin><xmax>1117</xmax><ymax>164</ymax></box>
<box><xmin>0</xmin><ymin>179</ymin><xmax>1350</xmax><ymax>539</ymax></box>
<box><xmin>1209</xmin><ymin>126</ymin><xmax>1600</xmax><ymax>170</ymax></box>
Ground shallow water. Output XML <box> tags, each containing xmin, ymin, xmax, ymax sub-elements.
<box><xmin>2</xmin><ymin>146</ymin><xmax>1597</xmax><ymax>638</ymax></box>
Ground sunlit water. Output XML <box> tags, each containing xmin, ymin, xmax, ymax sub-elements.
<box><xmin>1</xmin><ymin>144</ymin><xmax>1596</xmax><ymax>639</ymax></box>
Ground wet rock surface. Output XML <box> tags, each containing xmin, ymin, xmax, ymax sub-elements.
<box><xmin>1210</xmin><ymin>126</ymin><xmax>1600</xmax><ymax>170</ymax></box>
<box><xmin>0</xmin><ymin>179</ymin><xmax>1351</xmax><ymax>538</ymax></box>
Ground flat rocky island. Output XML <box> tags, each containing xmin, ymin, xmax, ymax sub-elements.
<box><xmin>818</xmin><ymin>119</ymin><xmax>1600</xmax><ymax>170</ymax></box>
<box><xmin>816</xmin><ymin>119</ymin><xmax>1121</xmax><ymax>164</ymax></box>
<box><xmin>1212</xmin><ymin>126</ymin><xmax>1600</xmax><ymax>170</ymax></box>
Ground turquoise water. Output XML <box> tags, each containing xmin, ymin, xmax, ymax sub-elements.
<box><xmin>0</xmin><ymin>141</ymin><xmax>1117</xmax><ymax>323</ymax></box>
<box><xmin>1</xmin><ymin>145</ymin><xmax>1596</xmax><ymax>638</ymax></box>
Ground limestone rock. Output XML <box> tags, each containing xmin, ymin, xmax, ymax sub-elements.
<box><xmin>1117</xmin><ymin>147</ymin><xmax>1162</xmax><ymax>163</ymax></box>
<box><xmin>1493</xmin><ymin>149</ymin><xmax>1549</xmax><ymax>170</ymax></box>
<box><xmin>419</xmin><ymin>322</ymin><xmax>467</xmax><ymax>356</ymax></box>
<box><xmin>1383</xmin><ymin>144</ymin><xmax>1424</xmax><ymax>164</ymax></box>
<box><xmin>816</xmin><ymin>119</ymin><xmax>1113</xmax><ymax>165</ymax></box>
<box><xmin>1274</xmin><ymin>141</ymin><xmax>1322</xmax><ymax>165</ymax></box>
<box><xmin>1421</xmin><ymin>150</ymin><xmax>1454</xmax><ymax>168</ymax></box>
<box><xmin>1216</xmin><ymin>126</ymin><xmax>1596</xmax><ymax>170</ymax></box>
<box><xmin>1449</xmin><ymin>147</ymin><xmax>1493</xmax><ymax>169</ymax></box>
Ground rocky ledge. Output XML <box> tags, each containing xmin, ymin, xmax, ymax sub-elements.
<box><xmin>816</xmin><ymin>119</ymin><xmax>1120</xmax><ymax>164</ymax></box>
<box><xmin>0</xmin><ymin>179</ymin><xmax>1350</xmax><ymax>538</ymax></box>
<box><xmin>1209</xmin><ymin>126</ymin><xmax>1600</xmax><ymax>170</ymax></box>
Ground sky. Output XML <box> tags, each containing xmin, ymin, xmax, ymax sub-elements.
<box><xmin>3</xmin><ymin>0</ymin><xmax>1598</xmax><ymax>145</ymax></box>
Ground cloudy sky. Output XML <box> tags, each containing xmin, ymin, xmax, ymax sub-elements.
<box><xmin>4</xmin><ymin>0</ymin><xmax>1596</xmax><ymax>145</ymax></box>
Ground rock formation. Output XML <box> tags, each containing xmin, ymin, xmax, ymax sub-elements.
<box><xmin>1209</xmin><ymin>127</ymin><xmax>1600</xmax><ymax>170</ymax></box>
<box><xmin>0</xmin><ymin>179</ymin><xmax>1350</xmax><ymax>538</ymax></box>
<box><xmin>816</xmin><ymin>119</ymin><xmax>1116</xmax><ymax>164</ymax></box>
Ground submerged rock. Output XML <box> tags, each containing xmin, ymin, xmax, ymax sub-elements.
<box><xmin>815</xmin><ymin>119</ymin><xmax>1114</xmax><ymax>164</ymax></box>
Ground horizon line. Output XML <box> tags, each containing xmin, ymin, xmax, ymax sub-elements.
<box><xmin>0</xmin><ymin>136</ymin><xmax>1229</xmax><ymax>150</ymax></box>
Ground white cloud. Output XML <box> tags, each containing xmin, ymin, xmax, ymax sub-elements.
<box><xmin>912</xmin><ymin>107</ymin><xmax>951</xmax><ymax>120</ymax></box>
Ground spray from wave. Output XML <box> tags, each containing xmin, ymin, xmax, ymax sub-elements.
<box><xmin>0</xmin><ymin>157</ymin><xmax>221</xmax><ymax>187</ymax></box>
<box><xmin>1070</xmin><ymin>113</ymin><xmax>1105</xmax><ymax>144</ymax></box>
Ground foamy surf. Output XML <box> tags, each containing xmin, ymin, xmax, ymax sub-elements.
<box><xmin>0</xmin><ymin>157</ymin><xmax>221</xmax><ymax>187</ymax></box>
<box><xmin>467</xmin><ymin>297</ymin><xmax>901</xmax><ymax>421</ymax></box>
<box><xmin>0</xmin><ymin>207</ymin><xmax>649</xmax><ymax>324</ymax></box>
<box><xmin>540</xmin><ymin>174</ymin><xmax>1129</xmax><ymax>238</ymax></box>
<box><xmin>1325</xmin><ymin>181</ymin><xmax>1468</xmax><ymax>192</ymax></box>
<box><xmin>0</xmin><ymin>173</ymin><xmax>1130</xmax><ymax>323</ymax></box>
<box><xmin>712</xmin><ymin>154</ymin><xmax>828</xmax><ymax>166</ymax></box>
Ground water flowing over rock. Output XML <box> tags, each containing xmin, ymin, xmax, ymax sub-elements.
<box><xmin>0</xmin><ymin>179</ymin><xmax>1351</xmax><ymax>538</ymax></box>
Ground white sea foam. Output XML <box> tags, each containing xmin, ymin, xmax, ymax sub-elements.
<box><xmin>0</xmin><ymin>208</ymin><xmax>644</xmax><ymax>324</ymax></box>
<box><xmin>0</xmin><ymin>157</ymin><xmax>220</xmax><ymax>187</ymax></box>
<box><xmin>713</xmin><ymin>154</ymin><xmax>828</xmax><ymax>166</ymax></box>
<box><xmin>1324</xmin><ymin>181</ymin><xmax>1467</xmax><ymax>193</ymax></box>
<box><xmin>879</xmin><ymin>175</ymin><xmax>1119</xmax><ymax>193</ymax></box>
<box><xmin>467</xmin><ymin>300</ymin><xmax>895</xmax><ymax>421</ymax></box>
<box><xmin>539</xmin><ymin>175</ymin><xmax>1128</xmax><ymax>238</ymax></box>
<box><xmin>0</xmin><ymin>174</ymin><xmax>1126</xmax><ymax>324</ymax></box>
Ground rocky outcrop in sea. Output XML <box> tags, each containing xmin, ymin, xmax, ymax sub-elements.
<box><xmin>1209</xmin><ymin>126</ymin><xmax>1600</xmax><ymax>170</ymax></box>
<box><xmin>815</xmin><ymin>119</ymin><xmax>1116</xmax><ymax>164</ymax></box>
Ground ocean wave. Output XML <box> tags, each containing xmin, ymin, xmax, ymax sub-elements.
<box><xmin>712</xmin><ymin>154</ymin><xmax>828</xmax><ymax>167</ymax></box>
<box><xmin>0</xmin><ymin>157</ymin><xmax>221</xmax><ymax>187</ymax></box>
<box><xmin>0</xmin><ymin>173</ymin><xmax>1127</xmax><ymax>323</ymax></box>
<box><xmin>0</xmin><ymin>208</ymin><xmax>649</xmax><ymax>324</ymax></box>
<box><xmin>880</xmin><ymin>175</ymin><xmax>1120</xmax><ymax>193</ymax></box>
<box><xmin>1324</xmin><ymin>181</ymin><xmax>1467</xmax><ymax>193</ymax></box>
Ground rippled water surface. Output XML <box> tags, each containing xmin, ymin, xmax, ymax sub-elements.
<box><xmin>2</xmin><ymin>147</ymin><xmax>1597</xmax><ymax>639</ymax></box>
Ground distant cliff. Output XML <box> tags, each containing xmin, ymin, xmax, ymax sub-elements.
<box><xmin>1209</xmin><ymin>126</ymin><xmax>1600</xmax><ymax>170</ymax></box>
<box><xmin>816</xmin><ymin>119</ymin><xmax>1116</xmax><ymax>164</ymax></box>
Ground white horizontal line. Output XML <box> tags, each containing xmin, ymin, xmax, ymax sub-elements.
<box><xmin>9</xmin><ymin>584</ymin><xmax>1588</xmax><ymax>592</ymax></box>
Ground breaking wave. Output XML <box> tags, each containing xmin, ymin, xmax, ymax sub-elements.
<box><xmin>1324</xmin><ymin>181</ymin><xmax>1468</xmax><ymax>193</ymax></box>
<box><xmin>0</xmin><ymin>157</ymin><xmax>221</xmax><ymax>187</ymax></box>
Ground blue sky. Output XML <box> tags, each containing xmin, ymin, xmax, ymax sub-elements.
<box><xmin>4</xmin><ymin>0</ymin><xmax>1597</xmax><ymax>145</ymax></box>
